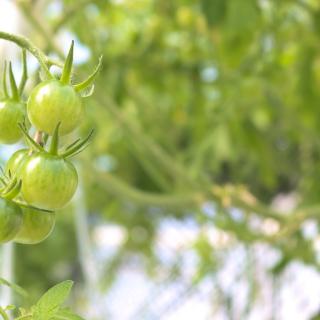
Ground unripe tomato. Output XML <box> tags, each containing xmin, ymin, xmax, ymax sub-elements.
<box><xmin>5</xmin><ymin>148</ymin><xmax>29</xmax><ymax>177</ymax></box>
<box><xmin>14</xmin><ymin>208</ymin><xmax>55</xmax><ymax>244</ymax></box>
<box><xmin>0</xmin><ymin>198</ymin><xmax>22</xmax><ymax>243</ymax></box>
<box><xmin>20</xmin><ymin>153</ymin><xmax>78</xmax><ymax>210</ymax></box>
<box><xmin>27</xmin><ymin>80</ymin><xmax>84</xmax><ymax>135</ymax></box>
<box><xmin>0</xmin><ymin>100</ymin><xmax>26</xmax><ymax>144</ymax></box>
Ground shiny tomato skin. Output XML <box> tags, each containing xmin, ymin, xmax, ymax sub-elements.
<box><xmin>0</xmin><ymin>100</ymin><xmax>26</xmax><ymax>144</ymax></box>
<box><xmin>5</xmin><ymin>149</ymin><xmax>29</xmax><ymax>177</ymax></box>
<box><xmin>21</xmin><ymin>153</ymin><xmax>78</xmax><ymax>210</ymax></box>
<box><xmin>27</xmin><ymin>80</ymin><xmax>83</xmax><ymax>135</ymax></box>
<box><xmin>0</xmin><ymin>198</ymin><xmax>23</xmax><ymax>243</ymax></box>
<box><xmin>14</xmin><ymin>208</ymin><xmax>55</xmax><ymax>244</ymax></box>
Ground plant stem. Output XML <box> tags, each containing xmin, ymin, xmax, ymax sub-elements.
<box><xmin>34</xmin><ymin>131</ymin><xmax>43</xmax><ymax>146</ymax></box>
<box><xmin>0</xmin><ymin>31</ymin><xmax>52</xmax><ymax>79</ymax></box>
<box><xmin>91</xmin><ymin>166</ymin><xmax>202</xmax><ymax>210</ymax></box>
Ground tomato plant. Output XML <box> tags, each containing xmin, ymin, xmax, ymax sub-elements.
<box><xmin>0</xmin><ymin>33</ymin><xmax>100</xmax><ymax>245</ymax></box>
<box><xmin>0</xmin><ymin>30</ymin><xmax>101</xmax><ymax>320</ymax></box>
<box><xmin>0</xmin><ymin>279</ymin><xmax>84</xmax><ymax>319</ymax></box>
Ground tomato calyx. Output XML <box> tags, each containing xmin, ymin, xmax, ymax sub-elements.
<box><xmin>2</xmin><ymin>50</ymin><xmax>28</xmax><ymax>102</ymax></box>
<box><xmin>0</xmin><ymin>170</ymin><xmax>53</xmax><ymax>213</ymax></box>
<box><xmin>19</xmin><ymin>121</ymin><xmax>93</xmax><ymax>159</ymax></box>
<box><xmin>0</xmin><ymin>176</ymin><xmax>22</xmax><ymax>200</ymax></box>
<box><xmin>57</xmin><ymin>41</ymin><xmax>102</xmax><ymax>97</ymax></box>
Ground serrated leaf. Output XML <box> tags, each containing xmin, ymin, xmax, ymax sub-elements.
<box><xmin>33</xmin><ymin>280</ymin><xmax>73</xmax><ymax>320</ymax></box>
<box><xmin>0</xmin><ymin>277</ymin><xmax>28</xmax><ymax>297</ymax></box>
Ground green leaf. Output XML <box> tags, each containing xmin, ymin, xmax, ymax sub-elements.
<box><xmin>33</xmin><ymin>280</ymin><xmax>73</xmax><ymax>320</ymax></box>
<box><xmin>51</xmin><ymin>308</ymin><xmax>85</xmax><ymax>320</ymax></box>
<box><xmin>0</xmin><ymin>278</ymin><xmax>27</xmax><ymax>298</ymax></box>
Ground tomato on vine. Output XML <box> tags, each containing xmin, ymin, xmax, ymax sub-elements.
<box><xmin>0</xmin><ymin>198</ymin><xmax>22</xmax><ymax>243</ymax></box>
<box><xmin>20</xmin><ymin>123</ymin><xmax>92</xmax><ymax>210</ymax></box>
<box><xmin>5</xmin><ymin>148</ymin><xmax>29</xmax><ymax>177</ymax></box>
<box><xmin>28</xmin><ymin>80</ymin><xmax>83</xmax><ymax>135</ymax></box>
<box><xmin>0</xmin><ymin>38</ymin><xmax>98</xmax><ymax>245</ymax></box>
<box><xmin>0</xmin><ymin>177</ymin><xmax>23</xmax><ymax>243</ymax></box>
<box><xmin>27</xmin><ymin>41</ymin><xmax>102</xmax><ymax>135</ymax></box>
<box><xmin>21</xmin><ymin>152</ymin><xmax>78</xmax><ymax>210</ymax></box>
<box><xmin>14</xmin><ymin>208</ymin><xmax>55</xmax><ymax>244</ymax></box>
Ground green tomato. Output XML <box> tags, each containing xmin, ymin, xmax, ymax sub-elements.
<box><xmin>0</xmin><ymin>100</ymin><xmax>26</xmax><ymax>144</ymax></box>
<box><xmin>5</xmin><ymin>148</ymin><xmax>29</xmax><ymax>177</ymax></box>
<box><xmin>14</xmin><ymin>208</ymin><xmax>55</xmax><ymax>245</ymax></box>
<box><xmin>21</xmin><ymin>153</ymin><xmax>78</xmax><ymax>210</ymax></box>
<box><xmin>0</xmin><ymin>198</ymin><xmax>22</xmax><ymax>243</ymax></box>
<box><xmin>27</xmin><ymin>80</ymin><xmax>84</xmax><ymax>135</ymax></box>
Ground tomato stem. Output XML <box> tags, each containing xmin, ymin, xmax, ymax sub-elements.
<box><xmin>0</xmin><ymin>31</ymin><xmax>54</xmax><ymax>80</ymax></box>
<box><xmin>2</xmin><ymin>61</ymin><xmax>8</xmax><ymax>99</ymax></box>
<box><xmin>60</xmin><ymin>40</ymin><xmax>74</xmax><ymax>85</ymax></box>
<box><xmin>49</xmin><ymin>122</ymin><xmax>61</xmax><ymax>155</ymax></box>
<box><xmin>8</xmin><ymin>62</ymin><xmax>19</xmax><ymax>101</ymax></box>
<box><xmin>18</xmin><ymin>49</ymin><xmax>28</xmax><ymax>96</ymax></box>
<box><xmin>18</xmin><ymin>124</ymin><xmax>44</xmax><ymax>153</ymax></box>
<box><xmin>34</xmin><ymin>130</ymin><xmax>43</xmax><ymax>145</ymax></box>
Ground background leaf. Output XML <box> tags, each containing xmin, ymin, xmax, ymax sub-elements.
<box><xmin>33</xmin><ymin>281</ymin><xmax>73</xmax><ymax>320</ymax></box>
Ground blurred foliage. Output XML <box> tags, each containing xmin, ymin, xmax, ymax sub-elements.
<box><xmin>3</xmin><ymin>0</ymin><xmax>320</xmax><ymax>316</ymax></box>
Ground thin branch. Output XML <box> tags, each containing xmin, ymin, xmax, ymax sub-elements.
<box><xmin>0</xmin><ymin>31</ymin><xmax>52</xmax><ymax>79</ymax></box>
<box><xmin>91</xmin><ymin>167</ymin><xmax>202</xmax><ymax>210</ymax></box>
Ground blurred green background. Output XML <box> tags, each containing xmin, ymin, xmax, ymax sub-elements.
<box><xmin>2</xmin><ymin>0</ymin><xmax>320</xmax><ymax>319</ymax></box>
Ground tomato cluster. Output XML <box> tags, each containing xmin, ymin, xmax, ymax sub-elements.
<box><xmin>0</xmin><ymin>43</ymin><xmax>100</xmax><ymax>245</ymax></box>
